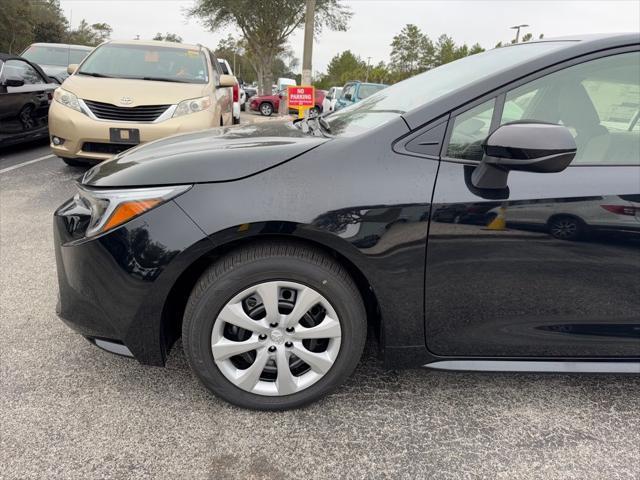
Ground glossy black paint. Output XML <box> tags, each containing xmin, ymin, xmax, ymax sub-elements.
<box><xmin>54</xmin><ymin>34</ymin><xmax>640</xmax><ymax>368</ymax></box>
<box><xmin>0</xmin><ymin>54</ymin><xmax>57</xmax><ymax>147</ymax></box>
<box><xmin>83</xmin><ymin>121</ymin><xmax>327</xmax><ymax>187</ymax></box>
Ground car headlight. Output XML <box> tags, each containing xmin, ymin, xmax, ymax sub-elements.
<box><xmin>76</xmin><ymin>184</ymin><xmax>192</xmax><ymax>237</ymax></box>
<box><xmin>54</xmin><ymin>88</ymin><xmax>82</xmax><ymax>113</ymax></box>
<box><xmin>173</xmin><ymin>96</ymin><xmax>212</xmax><ymax>118</ymax></box>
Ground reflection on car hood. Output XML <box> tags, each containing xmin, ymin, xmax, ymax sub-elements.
<box><xmin>40</xmin><ymin>65</ymin><xmax>68</xmax><ymax>78</ymax></box>
<box><xmin>82</xmin><ymin>120</ymin><xmax>328</xmax><ymax>187</ymax></box>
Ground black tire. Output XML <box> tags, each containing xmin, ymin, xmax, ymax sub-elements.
<box><xmin>60</xmin><ymin>157</ymin><xmax>92</xmax><ymax>168</ymax></box>
<box><xmin>548</xmin><ymin>215</ymin><xmax>584</xmax><ymax>241</ymax></box>
<box><xmin>240</xmin><ymin>103</ymin><xmax>246</xmax><ymax>111</ymax></box>
<box><xmin>182</xmin><ymin>241</ymin><xmax>367</xmax><ymax>410</ymax></box>
<box><xmin>233</xmin><ymin>115</ymin><xmax>240</xmax><ymax>125</ymax></box>
<box><xmin>259</xmin><ymin>102</ymin><xmax>273</xmax><ymax>116</ymax></box>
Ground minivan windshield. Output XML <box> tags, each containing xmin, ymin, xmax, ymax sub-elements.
<box><xmin>78</xmin><ymin>44</ymin><xmax>209</xmax><ymax>84</ymax></box>
<box><xmin>22</xmin><ymin>45</ymin><xmax>90</xmax><ymax>66</ymax></box>
<box><xmin>326</xmin><ymin>41</ymin><xmax>571</xmax><ymax>137</ymax></box>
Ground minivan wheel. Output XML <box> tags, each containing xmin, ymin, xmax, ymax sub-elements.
<box><xmin>548</xmin><ymin>215</ymin><xmax>583</xmax><ymax>240</ymax></box>
<box><xmin>260</xmin><ymin>102</ymin><xmax>273</xmax><ymax>116</ymax></box>
<box><xmin>182</xmin><ymin>242</ymin><xmax>367</xmax><ymax>410</ymax></box>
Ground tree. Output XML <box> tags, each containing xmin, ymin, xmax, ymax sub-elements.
<box><xmin>153</xmin><ymin>32</ymin><xmax>183</xmax><ymax>43</ymax></box>
<box><xmin>390</xmin><ymin>24</ymin><xmax>427</xmax><ymax>76</ymax></box>
<box><xmin>67</xmin><ymin>19</ymin><xmax>112</xmax><ymax>46</ymax></box>
<box><xmin>469</xmin><ymin>43</ymin><xmax>485</xmax><ymax>55</ymax></box>
<box><xmin>434</xmin><ymin>34</ymin><xmax>457</xmax><ymax>66</ymax></box>
<box><xmin>188</xmin><ymin>0</ymin><xmax>352</xmax><ymax>94</ymax></box>
<box><xmin>0</xmin><ymin>0</ymin><xmax>68</xmax><ymax>53</ymax></box>
<box><xmin>31</xmin><ymin>0</ymin><xmax>68</xmax><ymax>45</ymax></box>
<box><xmin>521</xmin><ymin>32</ymin><xmax>533</xmax><ymax>42</ymax></box>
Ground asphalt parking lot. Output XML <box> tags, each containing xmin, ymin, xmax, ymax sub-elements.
<box><xmin>1</xmin><ymin>117</ymin><xmax>639</xmax><ymax>479</ymax></box>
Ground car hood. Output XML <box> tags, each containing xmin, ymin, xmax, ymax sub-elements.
<box><xmin>61</xmin><ymin>75</ymin><xmax>210</xmax><ymax>106</ymax></box>
<box><xmin>82</xmin><ymin>121</ymin><xmax>328</xmax><ymax>187</ymax></box>
<box><xmin>41</xmin><ymin>65</ymin><xmax>68</xmax><ymax>78</ymax></box>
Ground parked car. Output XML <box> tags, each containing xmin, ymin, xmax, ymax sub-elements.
<box><xmin>0</xmin><ymin>53</ymin><xmax>58</xmax><ymax>147</ymax></box>
<box><xmin>334</xmin><ymin>81</ymin><xmax>387</xmax><ymax>111</ymax></box>
<box><xmin>249</xmin><ymin>88</ymin><xmax>324</xmax><ymax>116</ymax></box>
<box><xmin>54</xmin><ymin>34</ymin><xmax>640</xmax><ymax>411</ymax></box>
<box><xmin>48</xmin><ymin>40</ymin><xmax>235</xmax><ymax>166</ymax></box>
<box><xmin>217</xmin><ymin>58</ymin><xmax>240</xmax><ymax>124</ymax></box>
<box><xmin>486</xmin><ymin>195</ymin><xmax>640</xmax><ymax>240</ymax></box>
<box><xmin>322</xmin><ymin>86</ymin><xmax>343</xmax><ymax>113</ymax></box>
<box><xmin>21</xmin><ymin>43</ymin><xmax>92</xmax><ymax>83</ymax></box>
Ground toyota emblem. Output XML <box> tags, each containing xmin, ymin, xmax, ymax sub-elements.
<box><xmin>119</xmin><ymin>96</ymin><xmax>133</xmax><ymax>105</ymax></box>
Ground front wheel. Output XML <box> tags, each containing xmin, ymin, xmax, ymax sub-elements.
<box><xmin>182</xmin><ymin>241</ymin><xmax>367</xmax><ymax>410</ymax></box>
<box><xmin>259</xmin><ymin>102</ymin><xmax>273</xmax><ymax>116</ymax></box>
<box><xmin>548</xmin><ymin>215</ymin><xmax>584</xmax><ymax>241</ymax></box>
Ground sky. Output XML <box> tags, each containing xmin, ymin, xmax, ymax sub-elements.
<box><xmin>59</xmin><ymin>0</ymin><xmax>640</xmax><ymax>74</ymax></box>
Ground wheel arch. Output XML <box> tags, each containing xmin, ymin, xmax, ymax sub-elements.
<box><xmin>160</xmin><ymin>226</ymin><xmax>382</xmax><ymax>361</ymax></box>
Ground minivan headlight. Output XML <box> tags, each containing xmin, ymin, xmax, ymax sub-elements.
<box><xmin>54</xmin><ymin>88</ymin><xmax>82</xmax><ymax>113</ymax></box>
<box><xmin>77</xmin><ymin>184</ymin><xmax>192</xmax><ymax>237</ymax></box>
<box><xmin>173</xmin><ymin>96</ymin><xmax>212</xmax><ymax>118</ymax></box>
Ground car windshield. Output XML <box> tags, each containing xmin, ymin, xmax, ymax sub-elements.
<box><xmin>359</xmin><ymin>84</ymin><xmax>386</xmax><ymax>99</ymax></box>
<box><xmin>22</xmin><ymin>45</ymin><xmax>90</xmax><ymax>66</ymax></box>
<box><xmin>326</xmin><ymin>41</ymin><xmax>571</xmax><ymax>137</ymax></box>
<box><xmin>78</xmin><ymin>44</ymin><xmax>209</xmax><ymax>83</ymax></box>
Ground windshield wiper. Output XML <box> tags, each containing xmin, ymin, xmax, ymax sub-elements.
<box><xmin>140</xmin><ymin>76</ymin><xmax>192</xmax><ymax>83</ymax></box>
<box><xmin>77</xmin><ymin>71</ymin><xmax>113</xmax><ymax>78</ymax></box>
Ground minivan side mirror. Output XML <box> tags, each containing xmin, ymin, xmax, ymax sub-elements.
<box><xmin>344</xmin><ymin>93</ymin><xmax>352</xmax><ymax>101</ymax></box>
<box><xmin>471</xmin><ymin>122</ymin><xmax>576</xmax><ymax>190</ymax></box>
<box><xmin>67</xmin><ymin>64</ymin><xmax>78</xmax><ymax>75</ymax></box>
<box><xmin>217</xmin><ymin>74</ymin><xmax>236</xmax><ymax>88</ymax></box>
<box><xmin>3</xmin><ymin>76</ymin><xmax>25</xmax><ymax>87</ymax></box>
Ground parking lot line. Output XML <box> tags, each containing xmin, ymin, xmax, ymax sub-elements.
<box><xmin>0</xmin><ymin>154</ymin><xmax>55</xmax><ymax>175</ymax></box>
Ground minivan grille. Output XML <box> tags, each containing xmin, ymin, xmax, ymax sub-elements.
<box><xmin>83</xmin><ymin>99</ymin><xmax>170</xmax><ymax>122</ymax></box>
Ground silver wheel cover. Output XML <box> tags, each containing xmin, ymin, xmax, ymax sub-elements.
<box><xmin>211</xmin><ymin>281</ymin><xmax>342</xmax><ymax>396</ymax></box>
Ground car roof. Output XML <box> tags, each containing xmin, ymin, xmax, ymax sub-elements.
<box><xmin>27</xmin><ymin>43</ymin><xmax>93</xmax><ymax>50</ymax></box>
<box><xmin>107</xmin><ymin>39</ymin><xmax>204</xmax><ymax>50</ymax></box>
<box><xmin>402</xmin><ymin>32</ymin><xmax>640</xmax><ymax>129</ymax></box>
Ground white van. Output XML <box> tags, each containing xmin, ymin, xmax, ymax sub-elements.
<box><xmin>277</xmin><ymin>77</ymin><xmax>296</xmax><ymax>91</ymax></box>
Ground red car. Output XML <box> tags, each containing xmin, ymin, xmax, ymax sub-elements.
<box><xmin>250</xmin><ymin>88</ymin><xmax>325</xmax><ymax>116</ymax></box>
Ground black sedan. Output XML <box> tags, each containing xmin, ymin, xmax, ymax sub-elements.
<box><xmin>0</xmin><ymin>53</ymin><xmax>58</xmax><ymax>147</ymax></box>
<box><xmin>54</xmin><ymin>34</ymin><xmax>640</xmax><ymax>410</ymax></box>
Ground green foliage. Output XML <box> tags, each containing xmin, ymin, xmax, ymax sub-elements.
<box><xmin>67</xmin><ymin>20</ymin><xmax>113</xmax><ymax>46</ymax></box>
<box><xmin>0</xmin><ymin>0</ymin><xmax>111</xmax><ymax>53</ymax></box>
<box><xmin>390</xmin><ymin>24</ymin><xmax>434</xmax><ymax>76</ymax></box>
<box><xmin>0</xmin><ymin>0</ymin><xmax>69</xmax><ymax>53</ymax></box>
<box><xmin>153</xmin><ymin>33</ymin><xmax>183</xmax><ymax>43</ymax></box>
<box><xmin>188</xmin><ymin>0</ymin><xmax>352</xmax><ymax>94</ymax></box>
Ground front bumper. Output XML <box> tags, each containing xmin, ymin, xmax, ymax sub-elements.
<box><xmin>48</xmin><ymin>101</ymin><xmax>218</xmax><ymax>161</ymax></box>
<box><xmin>54</xmin><ymin>196</ymin><xmax>210</xmax><ymax>365</ymax></box>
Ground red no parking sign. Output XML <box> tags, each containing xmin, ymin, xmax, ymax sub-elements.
<box><xmin>288</xmin><ymin>86</ymin><xmax>315</xmax><ymax>118</ymax></box>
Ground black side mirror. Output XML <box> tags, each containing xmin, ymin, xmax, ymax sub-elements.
<box><xmin>3</xmin><ymin>76</ymin><xmax>25</xmax><ymax>87</ymax></box>
<box><xmin>344</xmin><ymin>93</ymin><xmax>352</xmax><ymax>101</ymax></box>
<box><xmin>471</xmin><ymin>122</ymin><xmax>576</xmax><ymax>190</ymax></box>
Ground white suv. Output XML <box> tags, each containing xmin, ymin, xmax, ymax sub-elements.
<box><xmin>217</xmin><ymin>58</ymin><xmax>240</xmax><ymax>124</ymax></box>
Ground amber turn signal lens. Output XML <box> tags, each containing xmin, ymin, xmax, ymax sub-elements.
<box><xmin>101</xmin><ymin>199</ymin><xmax>161</xmax><ymax>233</ymax></box>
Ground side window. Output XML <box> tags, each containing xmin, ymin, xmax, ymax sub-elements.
<box><xmin>446</xmin><ymin>99</ymin><xmax>495</xmax><ymax>161</ymax></box>
<box><xmin>4</xmin><ymin>59</ymin><xmax>44</xmax><ymax>85</ymax></box>
<box><xmin>501</xmin><ymin>52</ymin><xmax>640</xmax><ymax>165</ymax></box>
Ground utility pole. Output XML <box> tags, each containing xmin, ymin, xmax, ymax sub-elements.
<box><xmin>301</xmin><ymin>0</ymin><xmax>316</xmax><ymax>86</ymax></box>
<box><xmin>510</xmin><ymin>24</ymin><xmax>529</xmax><ymax>43</ymax></box>
<box><xmin>365</xmin><ymin>56</ymin><xmax>371</xmax><ymax>82</ymax></box>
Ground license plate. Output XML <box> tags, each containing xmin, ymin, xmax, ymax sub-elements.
<box><xmin>109</xmin><ymin>128</ymin><xmax>140</xmax><ymax>144</ymax></box>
